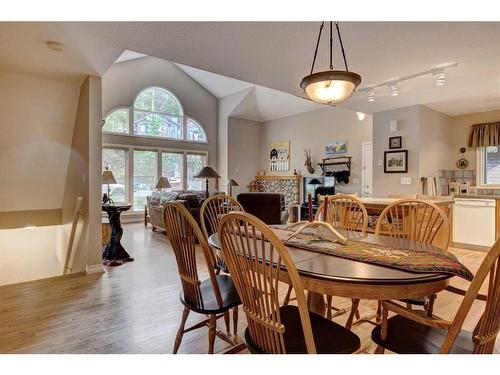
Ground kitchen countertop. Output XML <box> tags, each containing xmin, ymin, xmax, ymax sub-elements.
<box><xmin>454</xmin><ymin>195</ymin><xmax>500</xmax><ymax>200</ymax></box>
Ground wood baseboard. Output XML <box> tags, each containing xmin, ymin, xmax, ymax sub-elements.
<box><xmin>452</xmin><ymin>242</ymin><xmax>490</xmax><ymax>252</ymax></box>
<box><xmin>86</xmin><ymin>264</ymin><xmax>105</xmax><ymax>274</ymax></box>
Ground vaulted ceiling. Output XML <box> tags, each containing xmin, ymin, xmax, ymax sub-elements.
<box><xmin>2</xmin><ymin>22</ymin><xmax>500</xmax><ymax>116</ymax></box>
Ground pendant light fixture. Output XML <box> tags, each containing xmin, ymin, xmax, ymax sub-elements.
<box><xmin>300</xmin><ymin>22</ymin><xmax>361</xmax><ymax>105</ymax></box>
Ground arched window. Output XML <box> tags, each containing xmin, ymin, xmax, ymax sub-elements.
<box><xmin>103</xmin><ymin>86</ymin><xmax>207</xmax><ymax>143</ymax></box>
<box><xmin>133</xmin><ymin>87</ymin><xmax>184</xmax><ymax>139</ymax></box>
<box><xmin>103</xmin><ymin>108</ymin><xmax>129</xmax><ymax>134</ymax></box>
<box><xmin>186</xmin><ymin>117</ymin><xmax>207</xmax><ymax>142</ymax></box>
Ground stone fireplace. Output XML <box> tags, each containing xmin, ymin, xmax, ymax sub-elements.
<box><xmin>255</xmin><ymin>175</ymin><xmax>301</xmax><ymax>208</ymax></box>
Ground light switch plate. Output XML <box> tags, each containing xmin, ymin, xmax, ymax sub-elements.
<box><xmin>378</xmin><ymin>159</ymin><xmax>383</xmax><ymax>166</ymax></box>
<box><xmin>352</xmin><ymin>178</ymin><xmax>359</xmax><ymax>184</ymax></box>
<box><xmin>400</xmin><ymin>176</ymin><xmax>412</xmax><ymax>185</ymax></box>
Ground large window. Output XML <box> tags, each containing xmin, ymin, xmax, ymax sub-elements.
<box><xmin>103</xmin><ymin>108</ymin><xmax>129</xmax><ymax>134</ymax></box>
<box><xmin>101</xmin><ymin>146</ymin><xmax>207</xmax><ymax>212</ymax></box>
<box><xmin>133</xmin><ymin>150</ymin><xmax>158</xmax><ymax>210</ymax></box>
<box><xmin>102</xmin><ymin>148</ymin><xmax>127</xmax><ymax>203</ymax></box>
<box><xmin>478</xmin><ymin>146</ymin><xmax>500</xmax><ymax>186</ymax></box>
<box><xmin>162</xmin><ymin>152</ymin><xmax>183</xmax><ymax>190</ymax></box>
<box><xmin>103</xmin><ymin>86</ymin><xmax>207</xmax><ymax>143</ymax></box>
<box><xmin>187</xmin><ymin>154</ymin><xmax>206</xmax><ymax>190</ymax></box>
<box><xmin>102</xmin><ymin>85</ymin><xmax>209</xmax><ymax>212</ymax></box>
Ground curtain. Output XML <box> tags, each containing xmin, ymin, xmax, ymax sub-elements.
<box><xmin>467</xmin><ymin>122</ymin><xmax>500</xmax><ymax>147</ymax></box>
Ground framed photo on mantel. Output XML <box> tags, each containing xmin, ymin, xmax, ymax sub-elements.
<box><xmin>384</xmin><ymin>150</ymin><xmax>408</xmax><ymax>173</ymax></box>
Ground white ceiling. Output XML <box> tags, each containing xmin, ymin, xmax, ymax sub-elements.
<box><xmin>2</xmin><ymin>22</ymin><xmax>500</xmax><ymax>115</ymax></box>
<box><xmin>176</xmin><ymin>63</ymin><xmax>322</xmax><ymax>121</ymax></box>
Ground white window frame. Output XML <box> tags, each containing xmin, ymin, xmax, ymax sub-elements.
<box><xmin>102</xmin><ymin>86</ymin><xmax>208</xmax><ymax>144</ymax></box>
<box><xmin>476</xmin><ymin>147</ymin><xmax>500</xmax><ymax>189</ymax></box>
<box><xmin>103</xmin><ymin>142</ymin><xmax>208</xmax><ymax>212</ymax></box>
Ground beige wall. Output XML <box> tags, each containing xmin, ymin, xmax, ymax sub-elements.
<box><xmin>449</xmin><ymin>108</ymin><xmax>500</xmax><ymax>171</ymax></box>
<box><xmin>372</xmin><ymin>105</ymin><xmax>421</xmax><ymax>196</ymax></box>
<box><xmin>259</xmin><ymin>107</ymin><xmax>373</xmax><ymax>195</ymax></box>
<box><xmin>218</xmin><ymin>89</ymin><xmax>252</xmax><ymax>183</ymax></box>
<box><xmin>227</xmin><ymin>117</ymin><xmax>262</xmax><ymax>196</ymax></box>
<box><xmin>61</xmin><ymin>76</ymin><xmax>103</xmax><ymax>272</ymax></box>
<box><xmin>419</xmin><ymin>106</ymin><xmax>453</xmax><ymax>178</ymax></box>
<box><xmin>102</xmin><ymin>57</ymin><xmax>218</xmax><ymax>166</ymax></box>
<box><xmin>0</xmin><ymin>71</ymin><xmax>80</xmax><ymax>217</ymax></box>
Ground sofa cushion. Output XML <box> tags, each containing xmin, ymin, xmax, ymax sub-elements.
<box><xmin>177</xmin><ymin>193</ymin><xmax>201</xmax><ymax>209</ymax></box>
<box><xmin>158</xmin><ymin>191</ymin><xmax>181</xmax><ymax>205</ymax></box>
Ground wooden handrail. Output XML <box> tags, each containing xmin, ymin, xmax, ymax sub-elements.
<box><xmin>63</xmin><ymin>197</ymin><xmax>83</xmax><ymax>275</ymax></box>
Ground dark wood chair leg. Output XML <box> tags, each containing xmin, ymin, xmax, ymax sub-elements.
<box><xmin>283</xmin><ymin>284</ymin><xmax>293</xmax><ymax>305</ymax></box>
<box><xmin>223</xmin><ymin>311</ymin><xmax>230</xmax><ymax>333</ymax></box>
<box><xmin>326</xmin><ymin>295</ymin><xmax>333</xmax><ymax>320</ymax></box>
<box><xmin>173</xmin><ymin>306</ymin><xmax>190</xmax><ymax>354</ymax></box>
<box><xmin>232</xmin><ymin>306</ymin><xmax>238</xmax><ymax>336</ymax></box>
<box><xmin>208</xmin><ymin>314</ymin><xmax>217</xmax><ymax>354</ymax></box>
<box><xmin>345</xmin><ymin>298</ymin><xmax>360</xmax><ymax>330</ymax></box>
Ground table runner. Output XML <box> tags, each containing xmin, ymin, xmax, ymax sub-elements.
<box><xmin>269</xmin><ymin>225</ymin><xmax>474</xmax><ymax>281</ymax></box>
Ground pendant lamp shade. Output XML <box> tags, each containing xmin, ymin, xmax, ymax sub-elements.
<box><xmin>301</xmin><ymin>22</ymin><xmax>361</xmax><ymax>104</ymax></box>
<box><xmin>301</xmin><ymin>71</ymin><xmax>361</xmax><ymax>104</ymax></box>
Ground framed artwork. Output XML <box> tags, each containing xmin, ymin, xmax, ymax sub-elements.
<box><xmin>269</xmin><ymin>140</ymin><xmax>290</xmax><ymax>171</ymax></box>
<box><xmin>389</xmin><ymin>136</ymin><xmax>402</xmax><ymax>149</ymax></box>
<box><xmin>384</xmin><ymin>150</ymin><xmax>408</xmax><ymax>173</ymax></box>
<box><xmin>325</xmin><ymin>140</ymin><xmax>347</xmax><ymax>155</ymax></box>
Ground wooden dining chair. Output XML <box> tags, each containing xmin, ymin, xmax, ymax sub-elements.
<box><xmin>313</xmin><ymin>195</ymin><xmax>369</xmax><ymax>321</ymax></box>
<box><xmin>218</xmin><ymin>211</ymin><xmax>361</xmax><ymax>354</ymax></box>
<box><xmin>163</xmin><ymin>202</ymin><xmax>241</xmax><ymax>354</ymax></box>
<box><xmin>372</xmin><ymin>236</ymin><xmax>500</xmax><ymax>354</ymax></box>
<box><xmin>375</xmin><ymin>199</ymin><xmax>451</xmax><ymax>315</ymax></box>
<box><xmin>200</xmin><ymin>194</ymin><xmax>244</xmax><ymax>274</ymax></box>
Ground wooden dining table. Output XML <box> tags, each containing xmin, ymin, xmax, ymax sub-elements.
<box><xmin>208</xmin><ymin>229</ymin><xmax>452</xmax><ymax>321</ymax></box>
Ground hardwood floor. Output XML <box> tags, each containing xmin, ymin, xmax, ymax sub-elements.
<box><xmin>0</xmin><ymin>223</ymin><xmax>497</xmax><ymax>354</ymax></box>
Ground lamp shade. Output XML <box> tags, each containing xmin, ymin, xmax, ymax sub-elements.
<box><xmin>102</xmin><ymin>169</ymin><xmax>117</xmax><ymax>185</ymax></box>
<box><xmin>194</xmin><ymin>166</ymin><xmax>220</xmax><ymax>179</ymax></box>
<box><xmin>226</xmin><ymin>179</ymin><xmax>239</xmax><ymax>187</ymax></box>
<box><xmin>300</xmin><ymin>71</ymin><xmax>361</xmax><ymax>105</ymax></box>
<box><xmin>308</xmin><ymin>178</ymin><xmax>322</xmax><ymax>185</ymax></box>
<box><xmin>155</xmin><ymin>177</ymin><xmax>172</xmax><ymax>189</ymax></box>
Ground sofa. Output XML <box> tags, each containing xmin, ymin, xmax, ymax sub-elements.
<box><xmin>237</xmin><ymin>192</ymin><xmax>289</xmax><ymax>225</ymax></box>
<box><xmin>146</xmin><ymin>190</ymin><xmax>209</xmax><ymax>231</ymax></box>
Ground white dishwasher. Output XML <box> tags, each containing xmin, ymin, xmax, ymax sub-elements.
<box><xmin>453</xmin><ymin>198</ymin><xmax>496</xmax><ymax>248</ymax></box>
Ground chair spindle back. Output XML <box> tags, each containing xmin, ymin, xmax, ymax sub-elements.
<box><xmin>219</xmin><ymin>212</ymin><xmax>316</xmax><ymax>354</ymax></box>
<box><xmin>163</xmin><ymin>202</ymin><xmax>223</xmax><ymax>309</ymax></box>
<box><xmin>375</xmin><ymin>199</ymin><xmax>450</xmax><ymax>250</ymax></box>
<box><xmin>315</xmin><ymin>195</ymin><xmax>368</xmax><ymax>234</ymax></box>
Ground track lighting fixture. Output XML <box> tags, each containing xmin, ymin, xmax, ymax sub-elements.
<box><xmin>390</xmin><ymin>83</ymin><xmax>399</xmax><ymax>97</ymax></box>
<box><xmin>436</xmin><ymin>71</ymin><xmax>446</xmax><ymax>86</ymax></box>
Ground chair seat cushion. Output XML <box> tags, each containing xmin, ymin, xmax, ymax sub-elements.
<box><xmin>180</xmin><ymin>275</ymin><xmax>240</xmax><ymax>314</ymax></box>
<box><xmin>245</xmin><ymin>305</ymin><xmax>361</xmax><ymax>354</ymax></box>
<box><xmin>371</xmin><ymin>314</ymin><xmax>474</xmax><ymax>354</ymax></box>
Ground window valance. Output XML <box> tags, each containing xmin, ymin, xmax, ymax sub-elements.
<box><xmin>467</xmin><ymin>122</ymin><xmax>500</xmax><ymax>147</ymax></box>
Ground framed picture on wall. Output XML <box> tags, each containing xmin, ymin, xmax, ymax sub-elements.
<box><xmin>384</xmin><ymin>150</ymin><xmax>408</xmax><ymax>173</ymax></box>
<box><xmin>325</xmin><ymin>140</ymin><xmax>348</xmax><ymax>155</ymax></box>
<box><xmin>389</xmin><ymin>136</ymin><xmax>402</xmax><ymax>149</ymax></box>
